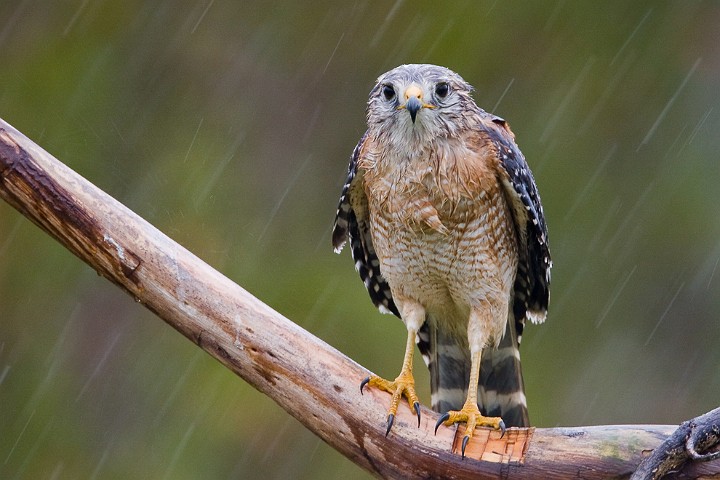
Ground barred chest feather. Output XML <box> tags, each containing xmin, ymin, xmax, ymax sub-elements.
<box><xmin>358</xmin><ymin>137</ymin><xmax>519</xmax><ymax>343</ymax></box>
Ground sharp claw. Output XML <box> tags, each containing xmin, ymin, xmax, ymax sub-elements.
<box><xmin>499</xmin><ymin>419</ymin><xmax>506</xmax><ymax>438</ymax></box>
<box><xmin>413</xmin><ymin>401</ymin><xmax>421</xmax><ymax>427</ymax></box>
<box><xmin>360</xmin><ymin>376</ymin><xmax>370</xmax><ymax>395</ymax></box>
<box><xmin>434</xmin><ymin>412</ymin><xmax>450</xmax><ymax>434</ymax></box>
<box><xmin>461</xmin><ymin>435</ymin><xmax>470</xmax><ymax>459</ymax></box>
<box><xmin>385</xmin><ymin>414</ymin><xmax>395</xmax><ymax>437</ymax></box>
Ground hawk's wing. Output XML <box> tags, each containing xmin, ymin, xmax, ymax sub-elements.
<box><xmin>332</xmin><ymin>132</ymin><xmax>400</xmax><ymax>317</ymax></box>
<box><xmin>487</xmin><ymin>115</ymin><xmax>552</xmax><ymax>338</ymax></box>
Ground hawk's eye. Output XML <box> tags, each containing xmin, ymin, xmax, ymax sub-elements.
<box><xmin>435</xmin><ymin>82</ymin><xmax>450</xmax><ymax>99</ymax></box>
<box><xmin>382</xmin><ymin>85</ymin><xmax>395</xmax><ymax>101</ymax></box>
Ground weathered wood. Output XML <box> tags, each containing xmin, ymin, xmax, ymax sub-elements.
<box><xmin>0</xmin><ymin>117</ymin><xmax>717</xmax><ymax>479</ymax></box>
<box><xmin>631</xmin><ymin>407</ymin><xmax>720</xmax><ymax>480</ymax></box>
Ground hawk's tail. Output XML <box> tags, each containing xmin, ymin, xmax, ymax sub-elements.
<box><xmin>478</xmin><ymin>315</ymin><xmax>529</xmax><ymax>427</ymax></box>
<box><xmin>419</xmin><ymin>320</ymin><xmax>469</xmax><ymax>415</ymax></box>
<box><xmin>418</xmin><ymin>312</ymin><xmax>529</xmax><ymax>428</ymax></box>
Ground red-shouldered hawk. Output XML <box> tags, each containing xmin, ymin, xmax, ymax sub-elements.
<box><xmin>332</xmin><ymin>64</ymin><xmax>551</xmax><ymax>456</ymax></box>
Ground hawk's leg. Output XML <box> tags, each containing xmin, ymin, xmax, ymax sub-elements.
<box><xmin>361</xmin><ymin>300</ymin><xmax>424</xmax><ymax>435</ymax></box>
<box><xmin>434</xmin><ymin>350</ymin><xmax>506</xmax><ymax>458</ymax></box>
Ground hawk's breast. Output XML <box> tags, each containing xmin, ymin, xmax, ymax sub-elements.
<box><xmin>362</xmin><ymin>146</ymin><xmax>519</xmax><ymax>333</ymax></box>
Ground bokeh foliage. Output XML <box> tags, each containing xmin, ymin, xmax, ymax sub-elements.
<box><xmin>1</xmin><ymin>1</ymin><xmax>719</xmax><ymax>478</ymax></box>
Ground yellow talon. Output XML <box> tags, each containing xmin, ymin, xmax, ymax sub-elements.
<box><xmin>434</xmin><ymin>401</ymin><xmax>506</xmax><ymax>458</ymax></box>
<box><xmin>361</xmin><ymin>372</ymin><xmax>421</xmax><ymax>435</ymax></box>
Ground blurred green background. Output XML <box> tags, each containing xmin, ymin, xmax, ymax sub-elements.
<box><xmin>1</xmin><ymin>1</ymin><xmax>719</xmax><ymax>478</ymax></box>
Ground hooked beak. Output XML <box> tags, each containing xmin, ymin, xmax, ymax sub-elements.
<box><xmin>399</xmin><ymin>84</ymin><xmax>433</xmax><ymax>124</ymax></box>
<box><xmin>406</xmin><ymin>97</ymin><xmax>421</xmax><ymax>123</ymax></box>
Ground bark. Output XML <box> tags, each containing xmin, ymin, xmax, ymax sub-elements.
<box><xmin>631</xmin><ymin>407</ymin><xmax>720</xmax><ymax>480</ymax></box>
<box><xmin>0</xmin><ymin>118</ymin><xmax>717</xmax><ymax>479</ymax></box>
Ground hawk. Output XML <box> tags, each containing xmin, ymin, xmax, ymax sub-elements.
<box><xmin>332</xmin><ymin>64</ymin><xmax>551</xmax><ymax>456</ymax></box>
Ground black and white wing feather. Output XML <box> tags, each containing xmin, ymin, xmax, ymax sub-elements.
<box><xmin>332</xmin><ymin>132</ymin><xmax>399</xmax><ymax>317</ymax></box>
<box><xmin>487</xmin><ymin>115</ymin><xmax>552</xmax><ymax>338</ymax></box>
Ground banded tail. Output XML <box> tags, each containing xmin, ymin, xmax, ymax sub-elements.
<box><xmin>417</xmin><ymin>310</ymin><xmax>529</xmax><ymax>427</ymax></box>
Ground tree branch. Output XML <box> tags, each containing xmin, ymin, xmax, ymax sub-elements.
<box><xmin>0</xmin><ymin>117</ymin><xmax>717</xmax><ymax>479</ymax></box>
<box><xmin>631</xmin><ymin>407</ymin><xmax>720</xmax><ymax>480</ymax></box>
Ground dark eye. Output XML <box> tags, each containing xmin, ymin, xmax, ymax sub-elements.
<box><xmin>435</xmin><ymin>82</ymin><xmax>450</xmax><ymax>98</ymax></box>
<box><xmin>382</xmin><ymin>85</ymin><xmax>395</xmax><ymax>101</ymax></box>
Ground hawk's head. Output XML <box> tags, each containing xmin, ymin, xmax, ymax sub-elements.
<box><xmin>366</xmin><ymin>64</ymin><xmax>478</xmax><ymax>149</ymax></box>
